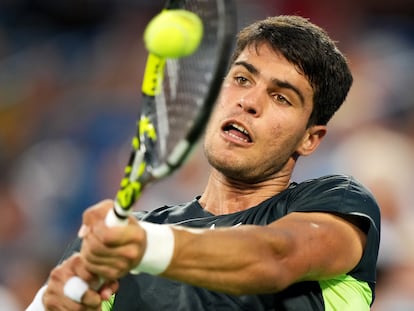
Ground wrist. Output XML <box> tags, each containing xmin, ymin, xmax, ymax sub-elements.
<box><xmin>130</xmin><ymin>221</ymin><xmax>175</xmax><ymax>275</ymax></box>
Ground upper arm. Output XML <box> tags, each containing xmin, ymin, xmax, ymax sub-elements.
<box><xmin>164</xmin><ymin>210</ymin><xmax>369</xmax><ymax>295</ymax></box>
<box><xmin>267</xmin><ymin>211</ymin><xmax>367</xmax><ymax>284</ymax></box>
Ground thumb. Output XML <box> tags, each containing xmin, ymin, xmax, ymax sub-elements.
<box><xmin>82</xmin><ymin>199</ymin><xmax>114</xmax><ymax>227</ymax></box>
<box><xmin>78</xmin><ymin>224</ymin><xmax>90</xmax><ymax>238</ymax></box>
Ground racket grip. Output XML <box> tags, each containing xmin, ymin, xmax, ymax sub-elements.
<box><xmin>105</xmin><ymin>206</ymin><xmax>129</xmax><ymax>227</ymax></box>
<box><xmin>64</xmin><ymin>205</ymin><xmax>127</xmax><ymax>302</ymax></box>
<box><xmin>63</xmin><ymin>208</ymin><xmax>125</xmax><ymax>302</ymax></box>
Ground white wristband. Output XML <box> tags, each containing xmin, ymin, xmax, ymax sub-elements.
<box><xmin>130</xmin><ymin>221</ymin><xmax>175</xmax><ymax>275</ymax></box>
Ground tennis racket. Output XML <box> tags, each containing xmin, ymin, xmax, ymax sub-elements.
<box><xmin>63</xmin><ymin>0</ymin><xmax>237</xmax><ymax>303</ymax></box>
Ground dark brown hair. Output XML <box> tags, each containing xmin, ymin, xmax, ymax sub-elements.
<box><xmin>231</xmin><ymin>15</ymin><xmax>353</xmax><ymax>126</ymax></box>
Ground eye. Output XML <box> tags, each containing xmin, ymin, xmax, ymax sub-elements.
<box><xmin>273</xmin><ymin>94</ymin><xmax>291</xmax><ymax>105</ymax></box>
<box><xmin>235</xmin><ymin>75</ymin><xmax>250</xmax><ymax>86</ymax></box>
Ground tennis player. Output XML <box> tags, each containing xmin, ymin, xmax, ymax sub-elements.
<box><xmin>29</xmin><ymin>15</ymin><xmax>380</xmax><ymax>311</ymax></box>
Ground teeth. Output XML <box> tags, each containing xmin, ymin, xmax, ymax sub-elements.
<box><xmin>231</xmin><ymin>123</ymin><xmax>249</xmax><ymax>135</ymax></box>
<box><xmin>225</xmin><ymin>123</ymin><xmax>251</xmax><ymax>142</ymax></box>
<box><xmin>228</xmin><ymin>132</ymin><xmax>249</xmax><ymax>142</ymax></box>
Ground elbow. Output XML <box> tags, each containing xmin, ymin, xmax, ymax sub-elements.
<box><xmin>253</xmin><ymin>258</ymin><xmax>294</xmax><ymax>293</ymax></box>
<box><xmin>225</xmin><ymin>258</ymin><xmax>294</xmax><ymax>295</ymax></box>
<box><xmin>228</xmin><ymin>232</ymin><xmax>298</xmax><ymax>295</ymax></box>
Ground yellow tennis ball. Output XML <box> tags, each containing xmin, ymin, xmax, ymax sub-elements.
<box><xmin>144</xmin><ymin>9</ymin><xmax>203</xmax><ymax>58</ymax></box>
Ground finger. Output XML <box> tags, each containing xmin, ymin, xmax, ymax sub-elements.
<box><xmin>81</xmin><ymin>231</ymin><xmax>117</xmax><ymax>266</ymax></box>
<box><xmin>81</xmin><ymin>225</ymin><xmax>145</xmax><ymax>262</ymax></box>
<box><xmin>91</xmin><ymin>219</ymin><xmax>143</xmax><ymax>247</ymax></box>
<box><xmin>81</xmin><ymin>239</ymin><xmax>144</xmax><ymax>280</ymax></box>
<box><xmin>61</xmin><ymin>255</ymin><xmax>104</xmax><ymax>305</ymax></box>
<box><xmin>80</xmin><ymin>288</ymin><xmax>102</xmax><ymax>309</ymax></box>
<box><xmin>99</xmin><ymin>280</ymin><xmax>119</xmax><ymax>301</ymax></box>
<box><xmin>78</xmin><ymin>224</ymin><xmax>90</xmax><ymax>239</ymax></box>
<box><xmin>44</xmin><ymin>288</ymin><xmax>88</xmax><ymax>311</ymax></box>
<box><xmin>82</xmin><ymin>230</ymin><xmax>143</xmax><ymax>263</ymax></box>
<box><xmin>61</xmin><ymin>276</ymin><xmax>117</xmax><ymax>308</ymax></box>
<box><xmin>45</xmin><ymin>276</ymin><xmax>94</xmax><ymax>311</ymax></box>
<box><xmin>81</xmin><ymin>253</ymin><xmax>130</xmax><ymax>280</ymax></box>
<box><xmin>82</xmin><ymin>200</ymin><xmax>114</xmax><ymax>228</ymax></box>
<box><xmin>71</xmin><ymin>254</ymin><xmax>102</xmax><ymax>287</ymax></box>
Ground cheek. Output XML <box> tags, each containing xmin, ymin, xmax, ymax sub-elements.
<box><xmin>203</xmin><ymin>107</ymin><xmax>223</xmax><ymax>149</ymax></box>
<box><xmin>215</xmin><ymin>82</ymin><xmax>235</xmax><ymax>107</ymax></box>
<box><xmin>205</xmin><ymin>87</ymin><xmax>232</xmax><ymax>134</ymax></box>
<box><xmin>205</xmin><ymin>106</ymin><xmax>221</xmax><ymax>135</ymax></box>
<box><xmin>265</xmin><ymin>121</ymin><xmax>305</xmax><ymax>154</ymax></box>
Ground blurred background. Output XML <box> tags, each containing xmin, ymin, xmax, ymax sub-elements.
<box><xmin>0</xmin><ymin>0</ymin><xmax>413</xmax><ymax>309</ymax></box>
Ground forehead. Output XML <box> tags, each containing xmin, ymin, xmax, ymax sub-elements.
<box><xmin>234</xmin><ymin>43</ymin><xmax>303</xmax><ymax>76</ymax></box>
<box><xmin>233</xmin><ymin>43</ymin><xmax>314</xmax><ymax>102</ymax></box>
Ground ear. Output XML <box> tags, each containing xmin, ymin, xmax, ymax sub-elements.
<box><xmin>296</xmin><ymin>125</ymin><xmax>327</xmax><ymax>156</ymax></box>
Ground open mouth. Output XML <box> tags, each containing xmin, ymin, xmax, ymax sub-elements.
<box><xmin>223</xmin><ymin>122</ymin><xmax>252</xmax><ymax>143</ymax></box>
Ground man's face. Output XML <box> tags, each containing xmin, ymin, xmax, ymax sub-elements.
<box><xmin>204</xmin><ymin>43</ymin><xmax>321</xmax><ymax>182</ymax></box>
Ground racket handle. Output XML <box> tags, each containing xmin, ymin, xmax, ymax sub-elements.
<box><xmin>105</xmin><ymin>206</ymin><xmax>129</xmax><ymax>227</ymax></box>
<box><xmin>63</xmin><ymin>207</ymin><xmax>127</xmax><ymax>302</ymax></box>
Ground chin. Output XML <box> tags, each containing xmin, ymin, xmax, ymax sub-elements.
<box><xmin>208</xmin><ymin>157</ymin><xmax>255</xmax><ymax>181</ymax></box>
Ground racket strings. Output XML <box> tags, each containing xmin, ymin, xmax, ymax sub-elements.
<box><xmin>153</xmin><ymin>0</ymin><xmax>228</xmax><ymax>164</ymax></box>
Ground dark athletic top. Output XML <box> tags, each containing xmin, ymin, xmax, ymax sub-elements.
<box><xmin>62</xmin><ymin>174</ymin><xmax>380</xmax><ymax>311</ymax></box>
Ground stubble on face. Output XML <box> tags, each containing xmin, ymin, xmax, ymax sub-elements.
<box><xmin>202</xmin><ymin>43</ymin><xmax>314</xmax><ymax>184</ymax></box>
<box><xmin>203</xmin><ymin>124</ymin><xmax>298</xmax><ymax>184</ymax></box>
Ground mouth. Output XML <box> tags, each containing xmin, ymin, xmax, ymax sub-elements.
<box><xmin>222</xmin><ymin>122</ymin><xmax>253</xmax><ymax>143</ymax></box>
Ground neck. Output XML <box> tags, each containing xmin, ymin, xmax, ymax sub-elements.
<box><xmin>199</xmin><ymin>166</ymin><xmax>293</xmax><ymax>215</ymax></box>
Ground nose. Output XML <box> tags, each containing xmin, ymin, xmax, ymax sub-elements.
<box><xmin>237</xmin><ymin>88</ymin><xmax>263</xmax><ymax>116</ymax></box>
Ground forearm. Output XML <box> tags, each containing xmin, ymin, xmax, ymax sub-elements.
<box><xmin>80</xmin><ymin>203</ymin><xmax>365</xmax><ymax>297</ymax></box>
<box><xmin>162</xmin><ymin>225</ymin><xmax>294</xmax><ymax>295</ymax></box>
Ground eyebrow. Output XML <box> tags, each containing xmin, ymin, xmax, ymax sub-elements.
<box><xmin>233</xmin><ymin>60</ymin><xmax>305</xmax><ymax>105</ymax></box>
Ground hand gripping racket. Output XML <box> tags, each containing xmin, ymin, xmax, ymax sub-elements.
<box><xmin>63</xmin><ymin>0</ymin><xmax>237</xmax><ymax>303</ymax></box>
